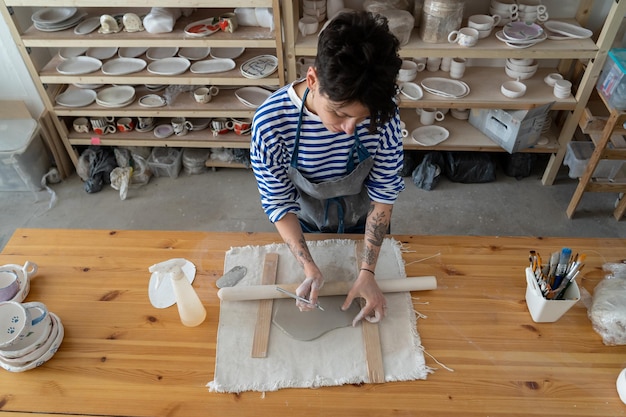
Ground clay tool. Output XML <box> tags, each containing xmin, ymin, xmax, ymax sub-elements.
<box><xmin>216</xmin><ymin>265</ymin><xmax>247</xmax><ymax>288</ymax></box>
<box><xmin>552</xmin><ymin>247</ymin><xmax>572</xmax><ymax>289</ymax></box>
<box><xmin>275</xmin><ymin>287</ymin><xmax>324</xmax><ymax>311</ymax></box>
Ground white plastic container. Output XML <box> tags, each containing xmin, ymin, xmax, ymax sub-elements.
<box><xmin>525</xmin><ymin>267</ymin><xmax>580</xmax><ymax>323</ymax></box>
<box><xmin>0</xmin><ymin>119</ymin><xmax>50</xmax><ymax>192</ymax></box>
<box><xmin>563</xmin><ymin>141</ymin><xmax>624</xmax><ymax>179</ymax></box>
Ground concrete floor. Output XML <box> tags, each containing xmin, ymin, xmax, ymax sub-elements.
<box><xmin>1</xmin><ymin>157</ymin><xmax>625</xmax><ymax>251</ymax></box>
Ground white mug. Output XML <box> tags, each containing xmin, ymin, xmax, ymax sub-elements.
<box><xmin>171</xmin><ymin>117</ymin><xmax>193</xmax><ymax>136</ymax></box>
<box><xmin>298</xmin><ymin>16</ymin><xmax>319</xmax><ymax>37</ymax></box>
<box><xmin>448</xmin><ymin>27</ymin><xmax>479</xmax><ymax>47</ymax></box>
<box><xmin>449</xmin><ymin>57</ymin><xmax>467</xmax><ymax>79</ymax></box>
<box><xmin>426</xmin><ymin>56</ymin><xmax>441</xmax><ymax>72</ymax></box>
<box><xmin>194</xmin><ymin>86</ymin><xmax>219</xmax><ymax>103</ymax></box>
<box><xmin>420</xmin><ymin>108</ymin><xmax>445</xmax><ymax>125</ymax></box>
<box><xmin>468</xmin><ymin>14</ymin><xmax>501</xmax><ymax>31</ymax></box>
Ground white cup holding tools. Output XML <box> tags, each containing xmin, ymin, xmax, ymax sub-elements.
<box><xmin>194</xmin><ymin>86</ymin><xmax>219</xmax><ymax>104</ymax></box>
<box><xmin>420</xmin><ymin>108</ymin><xmax>445</xmax><ymax>125</ymax></box>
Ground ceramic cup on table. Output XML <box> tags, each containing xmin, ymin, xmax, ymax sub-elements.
<box><xmin>211</xmin><ymin>118</ymin><xmax>234</xmax><ymax>136</ymax></box>
<box><xmin>0</xmin><ymin>262</ymin><xmax>37</xmax><ymax>303</ymax></box>
<box><xmin>194</xmin><ymin>86</ymin><xmax>219</xmax><ymax>104</ymax></box>
<box><xmin>449</xmin><ymin>57</ymin><xmax>467</xmax><ymax>79</ymax></box>
<box><xmin>72</xmin><ymin>117</ymin><xmax>90</xmax><ymax>134</ymax></box>
<box><xmin>90</xmin><ymin>116</ymin><xmax>116</xmax><ymax>136</ymax></box>
<box><xmin>231</xmin><ymin>118</ymin><xmax>252</xmax><ymax>136</ymax></box>
<box><xmin>0</xmin><ymin>301</ymin><xmax>48</xmax><ymax>349</ymax></box>
<box><xmin>448</xmin><ymin>27</ymin><xmax>479</xmax><ymax>47</ymax></box>
<box><xmin>298</xmin><ymin>16</ymin><xmax>319</xmax><ymax>37</ymax></box>
<box><xmin>171</xmin><ymin>117</ymin><xmax>193</xmax><ymax>136</ymax></box>
<box><xmin>0</xmin><ymin>307</ymin><xmax>53</xmax><ymax>362</ymax></box>
<box><xmin>116</xmin><ymin>117</ymin><xmax>135</xmax><ymax>133</ymax></box>
<box><xmin>0</xmin><ymin>271</ymin><xmax>19</xmax><ymax>302</ymax></box>
<box><xmin>420</xmin><ymin>108</ymin><xmax>445</xmax><ymax>126</ymax></box>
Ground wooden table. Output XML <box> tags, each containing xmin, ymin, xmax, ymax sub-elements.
<box><xmin>0</xmin><ymin>229</ymin><xmax>624</xmax><ymax>417</ymax></box>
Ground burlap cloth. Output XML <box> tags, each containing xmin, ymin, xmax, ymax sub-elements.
<box><xmin>207</xmin><ymin>238</ymin><xmax>431</xmax><ymax>393</ymax></box>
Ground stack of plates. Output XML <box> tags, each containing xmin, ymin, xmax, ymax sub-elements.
<box><xmin>31</xmin><ymin>7</ymin><xmax>86</xmax><ymax>32</ymax></box>
<box><xmin>543</xmin><ymin>20</ymin><xmax>593</xmax><ymax>40</ymax></box>
<box><xmin>101</xmin><ymin>58</ymin><xmax>147</xmax><ymax>76</ymax></box>
<box><xmin>495</xmin><ymin>22</ymin><xmax>547</xmax><ymax>48</ymax></box>
<box><xmin>96</xmin><ymin>86</ymin><xmax>136</xmax><ymax>108</ymax></box>
<box><xmin>190</xmin><ymin>58</ymin><xmax>236</xmax><ymax>74</ymax></box>
<box><xmin>0</xmin><ymin>305</ymin><xmax>64</xmax><ymax>373</ymax></box>
<box><xmin>421</xmin><ymin>77</ymin><xmax>470</xmax><ymax>99</ymax></box>
<box><xmin>55</xmin><ymin>88</ymin><xmax>97</xmax><ymax>107</ymax></box>
<box><xmin>240</xmin><ymin>55</ymin><xmax>278</xmax><ymax>79</ymax></box>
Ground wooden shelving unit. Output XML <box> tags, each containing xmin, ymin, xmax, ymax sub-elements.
<box><xmin>0</xmin><ymin>0</ymin><xmax>285</xmax><ymax>172</ymax></box>
<box><xmin>281</xmin><ymin>0</ymin><xmax>626</xmax><ymax>182</ymax></box>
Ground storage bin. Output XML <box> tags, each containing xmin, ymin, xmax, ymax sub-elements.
<box><xmin>147</xmin><ymin>147</ymin><xmax>182</xmax><ymax>178</ymax></box>
<box><xmin>563</xmin><ymin>141</ymin><xmax>624</xmax><ymax>179</ymax></box>
<box><xmin>0</xmin><ymin>119</ymin><xmax>50</xmax><ymax>192</ymax></box>
<box><xmin>597</xmin><ymin>48</ymin><xmax>626</xmax><ymax>110</ymax></box>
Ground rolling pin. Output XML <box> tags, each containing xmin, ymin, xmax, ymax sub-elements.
<box><xmin>217</xmin><ymin>276</ymin><xmax>437</xmax><ymax>301</ymax></box>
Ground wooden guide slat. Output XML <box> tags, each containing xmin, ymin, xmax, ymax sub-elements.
<box><xmin>250</xmin><ymin>252</ymin><xmax>278</xmax><ymax>358</ymax></box>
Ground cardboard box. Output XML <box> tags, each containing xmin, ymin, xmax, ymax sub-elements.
<box><xmin>468</xmin><ymin>102</ymin><xmax>554</xmax><ymax>153</ymax></box>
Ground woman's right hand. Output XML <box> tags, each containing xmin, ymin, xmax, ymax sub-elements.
<box><xmin>295</xmin><ymin>273</ymin><xmax>324</xmax><ymax>311</ymax></box>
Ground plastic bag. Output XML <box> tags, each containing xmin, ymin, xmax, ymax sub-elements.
<box><xmin>444</xmin><ymin>152</ymin><xmax>496</xmax><ymax>183</ymax></box>
<box><xmin>411</xmin><ymin>152</ymin><xmax>444</xmax><ymax>190</ymax></box>
<box><xmin>143</xmin><ymin>8</ymin><xmax>182</xmax><ymax>33</ymax></box>
<box><xmin>588</xmin><ymin>262</ymin><xmax>626</xmax><ymax>346</ymax></box>
<box><xmin>502</xmin><ymin>153</ymin><xmax>535</xmax><ymax>180</ymax></box>
<box><xmin>80</xmin><ymin>147</ymin><xmax>117</xmax><ymax>193</ymax></box>
<box><xmin>110</xmin><ymin>167</ymin><xmax>132</xmax><ymax>200</ymax></box>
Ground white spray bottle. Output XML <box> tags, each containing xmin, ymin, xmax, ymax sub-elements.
<box><xmin>149</xmin><ymin>259</ymin><xmax>206</xmax><ymax>327</ymax></box>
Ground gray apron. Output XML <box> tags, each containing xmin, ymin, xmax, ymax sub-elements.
<box><xmin>287</xmin><ymin>88</ymin><xmax>374</xmax><ymax>233</ymax></box>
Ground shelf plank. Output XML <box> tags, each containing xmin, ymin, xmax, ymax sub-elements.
<box><xmin>6</xmin><ymin>1</ymin><xmax>274</xmax><ymax>9</ymax></box>
<box><xmin>398</xmin><ymin>67</ymin><xmax>577</xmax><ymax>111</ymax></box>
<box><xmin>295</xmin><ymin>21</ymin><xmax>598</xmax><ymax>59</ymax></box>
<box><xmin>400</xmin><ymin>109</ymin><xmax>559</xmax><ymax>153</ymax></box>
<box><xmin>39</xmin><ymin>48</ymin><xmax>280</xmax><ymax>86</ymax></box>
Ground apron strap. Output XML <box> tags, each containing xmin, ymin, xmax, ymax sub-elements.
<box><xmin>290</xmin><ymin>88</ymin><xmax>309</xmax><ymax>169</ymax></box>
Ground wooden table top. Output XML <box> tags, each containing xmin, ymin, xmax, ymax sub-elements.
<box><xmin>0</xmin><ymin>229</ymin><xmax>625</xmax><ymax>417</ymax></box>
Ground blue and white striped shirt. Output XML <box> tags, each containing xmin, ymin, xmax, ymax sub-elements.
<box><xmin>250</xmin><ymin>82</ymin><xmax>405</xmax><ymax>223</ymax></box>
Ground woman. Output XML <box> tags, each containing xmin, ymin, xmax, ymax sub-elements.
<box><xmin>250</xmin><ymin>10</ymin><xmax>404</xmax><ymax>325</ymax></box>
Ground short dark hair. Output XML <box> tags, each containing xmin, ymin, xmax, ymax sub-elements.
<box><xmin>315</xmin><ymin>10</ymin><xmax>402</xmax><ymax>133</ymax></box>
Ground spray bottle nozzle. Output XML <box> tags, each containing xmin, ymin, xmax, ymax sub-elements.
<box><xmin>148</xmin><ymin>258</ymin><xmax>187</xmax><ymax>289</ymax></box>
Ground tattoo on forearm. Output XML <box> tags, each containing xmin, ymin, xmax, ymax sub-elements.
<box><xmin>362</xmin><ymin>245</ymin><xmax>376</xmax><ymax>265</ymax></box>
<box><xmin>366</xmin><ymin>211</ymin><xmax>387</xmax><ymax>247</ymax></box>
<box><xmin>287</xmin><ymin>236</ymin><xmax>313</xmax><ymax>267</ymax></box>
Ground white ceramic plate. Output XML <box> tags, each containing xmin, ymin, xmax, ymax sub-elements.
<box><xmin>147</xmin><ymin>57</ymin><xmax>190</xmax><ymax>76</ymax></box>
<box><xmin>86</xmin><ymin>47</ymin><xmax>118</xmax><ymax>60</ymax></box>
<box><xmin>399</xmin><ymin>82</ymin><xmax>423</xmax><ymax>101</ymax></box>
<box><xmin>96</xmin><ymin>85</ymin><xmax>135</xmax><ymax>106</ymax></box>
<box><xmin>183</xmin><ymin>17</ymin><xmax>221</xmax><ymax>37</ymax></box>
<box><xmin>421</xmin><ymin>77</ymin><xmax>469</xmax><ymax>98</ymax></box>
<box><xmin>56</xmin><ymin>56</ymin><xmax>102</xmax><ymax>75</ymax></box>
<box><xmin>496</xmin><ymin>30</ymin><xmax>547</xmax><ymax>45</ymax></box>
<box><xmin>189</xmin><ymin>58</ymin><xmax>236</xmax><ymax>74</ymax></box>
<box><xmin>73</xmin><ymin>83</ymin><xmax>103</xmax><ymax>89</ymax></box>
<box><xmin>148</xmin><ymin>260</ymin><xmax>196</xmax><ymax>308</ymax></box>
<box><xmin>32</xmin><ymin>7</ymin><xmax>77</xmax><ymax>25</ymax></box>
<box><xmin>543</xmin><ymin>20</ymin><xmax>593</xmax><ymax>39</ymax></box>
<box><xmin>411</xmin><ymin>126</ymin><xmax>450</xmax><ymax>147</ymax></box>
<box><xmin>235</xmin><ymin>87</ymin><xmax>272</xmax><ymax>108</ymax></box>
<box><xmin>502</xmin><ymin>21</ymin><xmax>543</xmax><ymax>41</ymax></box>
<box><xmin>118</xmin><ymin>47</ymin><xmax>148</xmax><ymax>58</ymax></box>
<box><xmin>34</xmin><ymin>12</ymin><xmax>86</xmax><ymax>31</ymax></box>
<box><xmin>153</xmin><ymin>124</ymin><xmax>175</xmax><ymax>138</ymax></box>
<box><xmin>58</xmin><ymin>47</ymin><xmax>87</xmax><ymax>60</ymax></box>
<box><xmin>74</xmin><ymin>16</ymin><xmax>101</xmax><ymax>35</ymax></box>
<box><xmin>101</xmin><ymin>58</ymin><xmax>147</xmax><ymax>76</ymax></box>
<box><xmin>178</xmin><ymin>47</ymin><xmax>210</xmax><ymax>61</ymax></box>
<box><xmin>240</xmin><ymin>55</ymin><xmax>278</xmax><ymax>79</ymax></box>
<box><xmin>210</xmin><ymin>47</ymin><xmax>245</xmax><ymax>59</ymax></box>
<box><xmin>139</xmin><ymin>94</ymin><xmax>166</xmax><ymax>108</ymax></box>
<box><xmin>55</xmin><ymin>89</ymin><xmax>96</xmax><ymax>107</ymax></box>
<box><xmin>146</xmin><ymin>47</ymin><xmax>179</xmax><ymax>61</ymax></box>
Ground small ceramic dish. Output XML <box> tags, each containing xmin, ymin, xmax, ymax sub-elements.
<box><xmin>399</xmin><ymin>82</ymin><xmax>423</xmax><ymax>101</ymax></box>
<box><xmin>501</xmin><ymin>80</ymin><xmax>527</xmax><ymax>98</ymax></box>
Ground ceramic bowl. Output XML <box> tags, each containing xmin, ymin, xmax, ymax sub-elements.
<box><xmin>450</xmin><ymin>108</ymin><xmax>470</xmax><ymax>120</ymax></box>
<box><xmin>508</xmin><ymin>57</ymin><xmax>534</xmax><ymax>66</ymax></box>
<box><xmin>544</xmin><ymin>73</ymin><xmax>564</xmax><ymax>87</ymax></box>
<box><xmin>501</xmin><ymin>80</ymin><xmax>527</xmax><ymax>98</ymax></box>
<box><xmin>399</xmin><ymin>82</ymin><xmax>423</xmax><ymax>101</ymax></box>
<box><xmin>0</xmin><ymin>313</ymin><xmax>53</xmax><ymax>361</ymax></box>
<box><xmin>506</xmin><ymin>59</ymin><xmax>538</xmax><ymax>73</ymax></box>
<box><xmin>505</xmin><ymin>66</ymin><xmax>536</xmax><ymax>80</ymax></box>
<box><xmin>397</xmin><ymin>60</ymin><xmax>418</xmax><ymax>82</ymax></box>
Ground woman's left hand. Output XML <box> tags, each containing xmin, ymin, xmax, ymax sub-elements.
<box><xmin>341</xmin><ymin>270</ymin><xmax>387</xmax><ymax>326</ymax></box>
